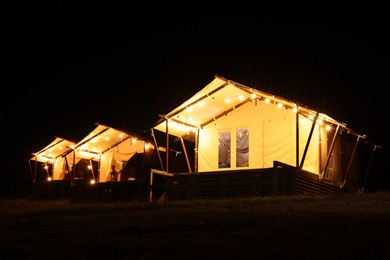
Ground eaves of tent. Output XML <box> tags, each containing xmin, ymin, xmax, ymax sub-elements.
<box><xmin>30</xmin><ymin>137</ymin><xmax>76</xmax><ymax>163</ymax></box>
<box><xmin>66</xmin><ymin>122</ymin><xmax>154</xmax><ymax>182</ymax></box>
<box><xmin>67</xmin><ymin>123</ymin><xmax>152</xmax><ymax>159</ymax></box>
<box><xmin>153</xmin><ymin>74</ymin><xmax>378</xmax><ymax>148</ymax></box>
<box><xmin>29</xmin><ymin>137</ymin><xmax>77</xmax><ymax>181</ymax></box>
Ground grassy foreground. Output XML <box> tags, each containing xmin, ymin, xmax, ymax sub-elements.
<box><xmin>1</xmin><ymin>191</ymin><xmax>390</xmax><ymax>259</ymax></box>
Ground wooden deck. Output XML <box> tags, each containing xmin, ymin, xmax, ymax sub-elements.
<box><xmin>149</xmin><ymin>161</ymin><xmax>348</xmax><ymax>201</ymax></box>
<box><xmin>30</xmin><ymin>161</ymin><xmax>350</xmax><ymax>201</ymax></box>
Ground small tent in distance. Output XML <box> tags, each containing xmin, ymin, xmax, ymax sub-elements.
<box><xmin>63</xmin><ymin>123</ymin><xmax>155</xmax><ymax>184</ymax></box>
<box><xmin>29</xmin><ymin>123</ymin><xmax>157</xmax><ymax>201</ymax></box>
<box><xmin>29</xmin><ymin>137</ymin><xmax>77</xmax><ymax>182</ymax></box>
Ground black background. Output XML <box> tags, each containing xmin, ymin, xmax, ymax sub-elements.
<box><xmin>3</xmin><ymin>3</ymin><xmax>388</xmax><ymax>197</ymax></box>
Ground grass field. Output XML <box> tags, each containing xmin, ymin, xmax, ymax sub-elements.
<box><xmin>1</xmin><ymin>191</ymin><xmax>390</xmax><ymax>259</ymax></box>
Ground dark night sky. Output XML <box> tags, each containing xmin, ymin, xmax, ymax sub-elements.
<box><xmin>4</xmin><ymin>3</ymin><xmax>389</xmax><ymax>196</ymax></box>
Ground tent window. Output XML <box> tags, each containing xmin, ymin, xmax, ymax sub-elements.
<box><xmin>218</xmin><ymin>130</ymin><xmax>231</xmax><ymax>168</ymax></box>
<box><xmin>236</xmin><ymin>127</ymin><xmax>249</xmax><ymax>167</ymax></box>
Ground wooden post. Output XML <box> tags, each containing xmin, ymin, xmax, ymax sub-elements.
<box><xmin>273</xmin><ymin>161</ymin><xmax>279</xmax><ymax>196</ymax></box>
<box><xmin>149</xmin><ymin>170</ymin><xmax>154</xmax><ymax>202</ymax></box>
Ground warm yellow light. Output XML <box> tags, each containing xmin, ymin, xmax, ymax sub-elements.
<box><xmin>47</xmin><ymin>177</ymin><xmax>52</xmax><ymax>181</ymax></box>
<box><xmin>105</xmin><ymin>136</ymin><xmax>110</xmax><ymax>141</ymax></box>
<box><xmin>265</xmin><ymin>98</ymin><xmax>270</xmax><ymax>103</ymax></box>
<box><xmin>198</xmin><ymin>101</ymin><xmax>205</xmax><ymax>107</ymax></box>
<box><xmin>145</xmin><ymin>143</ymin><xmax>150</xmax><ymax>150</ymax></box>
<box><xmin>239</xmin><ymin>95</ymin><xmax>245</xmax><ymax>100</ymax></box>
<box><xmin>90</xmin><ymin>179</ymin><xmax>95</xmax><ymax>185</ymax></box>
<box><xmin>88</xmin><ymin>165</ymin><xmax>92</xmax><ymax>170</ymax></box>
<box><xmin>132</xmin><ymin>138</ymin><xmax>137</xmax><ymax>144</ymax></box>
<box><xmin>292</xmin><ymin>107</ymin><xmax>298</xmax><ymax>113</ymax></box>
<box><xmin>277</xmin><ymin>103</ymin><xmax>283</xmax><ymax>108</ymax></box>
<box><xmin>251</xmin><ymin>94</ymin><xmax>256</xmax><ymax>99</ymax></box>
<box><xmin>168</xmin><ymin>120</ymin><xmax>197</xmax><ymax>133</ymax></box>
<box><xmin>325</xmin><ymin>125</ymin><xmax>331</xmax><ymax>131</ymax></box>
<box><xmin>188</xmin><ymin>117</ymin><xmax>195</xmax><ymax>125</ymax></box>
<box><xmin>44</xmin><ymin>165</ymin><xmax>49</xmax><ymax>170</ymax></box>
<box><xmin>225</xmin><ymin>98</ymin><xmax>231</xmax><ymax>103</ymax></box>
<box><xmin>119</xmin><ymin>133</ymin><xmax>123</xmax><ymax>138</ymax></box>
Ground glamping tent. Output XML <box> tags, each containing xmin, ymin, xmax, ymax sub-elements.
<box><xmin>29</xmin><ymin>137</ymin><xmax>77</xmax><ymax>182</ymax></box>
<box><xmin>151</xmin><ymin>75</ymin><xmax>380</xmax><ymax>198</ymax></box>
<box><xmin>62</xmin><ymin>123</ymin><xmax>154</xmax><ymax>184</ymax></box>
<box><xmin>29</xmin><ymin>123</ymin><xmax>156</xmax><ymax>200</ymax></box>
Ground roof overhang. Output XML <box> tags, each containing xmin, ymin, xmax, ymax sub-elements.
<box><xmin>30</xmin><ymin>137</ymin><xmax>76</xmax><ymax>163</ymax></box>
<box><xmin>154</xmin><ymin>75</ymin><xmax>341</xmax><ymax>138</ymax></box>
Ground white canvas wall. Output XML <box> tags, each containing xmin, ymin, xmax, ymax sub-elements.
<box><xmin>198</xmin><ymin>100</ymin><xmax>321</xmax><ymax>174</ymax></box>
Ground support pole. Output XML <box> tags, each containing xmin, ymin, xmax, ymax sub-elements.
<box><xmin>180</xmin><ymin>137</ymin><xmax>192</xmax><ymax>173</ymax></box>
<box><xmin>360</xmin><ymin>145</ymin><xmax>379</xmax><ymax>193</ymax></box>
<box><xmin>165</xmin><ymin>119</ymin><xmax>169</xmax><ymax>174</ymax></box>
<box><xmin>151</xmin><ymin>128</ymin><xmax>164</xmax><ymax>171</ymax></box>
<box><xmin>342</xmin><ymin>135</ymin><xmax>361</xmax><ymax>187</ymax></box>
<box><xmin>298</xmin><ymin>112</ymin><xmax>319</xmax><ymax>174</ymax></box>
<box><xmin>321</xmin><ymin>124</ymin><xmax>340</xmax><ymax>181</ymax></box>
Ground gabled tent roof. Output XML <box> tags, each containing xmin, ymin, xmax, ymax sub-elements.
<box><xmin>153</xmin><ymin>74</ymin><xmax>377</xmax><ymax>147</ymax></box>
<box><xmin>68</xmin><ymin>123</ymin><xmax>146</xmax><ymax>160</ymax></box>
<box><xmin>31</xmin><ymin>137</ymin><xmax>76</xmax><ymax>163</ymax></box>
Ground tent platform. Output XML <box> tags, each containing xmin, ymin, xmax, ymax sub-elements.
<box><xmin>149</xmin><ymin>161</ymin><xmax>349</xmax><ymax>202</ymax></box>
<box><xmin>29</xmin><ymin>161</ymin><xmax>353</xmax><ymax>202</ymax></box>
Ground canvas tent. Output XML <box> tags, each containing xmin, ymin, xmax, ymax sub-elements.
<box><xmin>152</xmin><ymin>75</ymin><xmax>380</xmax><ymax>190</ymax></box>
<box><xmin>30</xmin><ymin>123</ymin><xmax>154</xmax><ymax>185</ymax></box>
<box><xmin>29</xmin><ymin>137</ymin><xmax>77</xmax><ymax>181</ymax></box>
<box><xmin>63</xmin><ymin>123</ymin><xmax>154</xmax><ymax>183</ymax></box>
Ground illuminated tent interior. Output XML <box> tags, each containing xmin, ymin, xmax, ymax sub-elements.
<box><xmin>30</xmin><ymin>123</ymin><xmax>154</xmax><ymax>184</ymax></box>
<box><xmin>65</xmin><ymin>123</ymin><xmax>154</xmax><ymax>183</ymax></box>
<box><xmin>153</xmin><ymin>75</ymin><xmax>380</xmax><ymax>189</ymax></box>
<box><xmin>29</xmin><ymin>137</ymin><xmax>77</xmax><ymax>182</ymax></box>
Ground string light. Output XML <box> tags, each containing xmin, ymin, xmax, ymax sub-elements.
<box><xmin>161</xmin><ymin>88</ymin><xmax>342</xmax><ymax>138</ymax></box>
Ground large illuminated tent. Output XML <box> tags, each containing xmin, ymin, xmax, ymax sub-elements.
<box><xmin>152</xmin><ymin>75</ymin><xmax>381</xmax><ymax>197</ymax></box>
